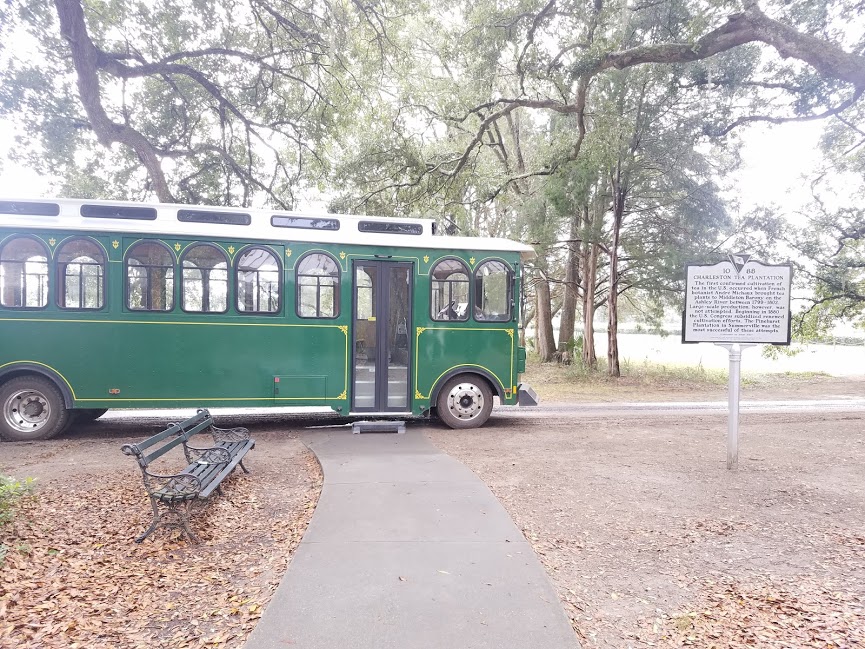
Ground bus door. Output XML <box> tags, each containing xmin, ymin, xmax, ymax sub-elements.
<box><xmin>351</xmin><ymin>261</ymin><xmax>413</xmax><ymax>413</ymax></box>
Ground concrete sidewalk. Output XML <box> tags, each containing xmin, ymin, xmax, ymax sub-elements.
<box><xmin>244</xmin><ymin>430</ymin><xmax>579</xmax><ymax>649</ymax></box>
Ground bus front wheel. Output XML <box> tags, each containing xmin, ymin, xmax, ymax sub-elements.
<box><xmin>436</xmin><ymin>374</ymin><xmax>493</xmax><ymax>429</ymax></box>
<box><xmin>0</xmin><ymin>376</ymin><xmax>71</xmax><ymax>442</ymax></box>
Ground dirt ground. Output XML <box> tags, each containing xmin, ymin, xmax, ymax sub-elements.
<box><xmin>2</xmin><ymin>377</ymin><xmax>864</xmax><ymax>648</ymax></box>
<box><xmin>0</xmin><ymin>423</ymin><xmax>322</xmax><ymax>649</ymax></box>
<box><xmin>429</xmin><ymin>404</ymin><xmax>865</xmax><ymax>648</ymax></box>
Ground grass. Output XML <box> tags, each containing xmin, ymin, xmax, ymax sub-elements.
<box><xmin>522</xmin><ymin>355</ymin><xmax>835</xmax><ymax>402</ymax></box>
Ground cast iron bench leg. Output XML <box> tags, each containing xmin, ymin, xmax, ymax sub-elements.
<box><xmin>135</xmin><ymin>496</ymin><xmax>163</xmax><ymax>544</ymax></box>
<box><xmin>239</xmin><ymin>460</ymin><xmax>250</xmax><ymax>474</ymax></box>
<box><xmin>136</xmin><ymin>498</ymin><xmax>200</xmax><ymax>544</ymax></box>
<box><xmin>176</xmin><ymin>501</ymin><xmax>200</xmax><ymax>543</ymax></box>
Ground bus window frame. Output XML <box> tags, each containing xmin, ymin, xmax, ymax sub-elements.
<box><xmin>472</xmin><ymin>258</ymin><xmax>513</xmax><ymax>323</ymax></box>
<box><xmin>429</xmin><ymin>257</ymin><xmax>471</xmax><ymax>323</ymax></box>
<box><xmin>295</xmin><ymin>251</ymin><xmax>341</xmax><ymax>320</ymax></box>
<box><xmin>234</xmin><ymin>245</ymin><xmax>283</xmax><ymax>316</ymax></box>
<box><xmin>124</xmin><ymin>239</ymin><xmax>177</xmax><ymax>313</ymax></box>
<box><xmin>0</xmin><ymin>234</ymin><xmax>51</xmax><ymax>311</ymax></box>
<box><xmin>55</xmin><ymin>236</ymin><xmax>107</xmax><ymax>312</ymax></box>
<box><xmin>179</xmin><ymin>243</ymin><xmax>230</xmax><ymax>315</ymax></box>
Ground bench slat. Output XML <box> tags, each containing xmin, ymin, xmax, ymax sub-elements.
<box><xmin>142</xmin><ymin>434</ymin><xmax>188</xmax><ymax>465</ymax></box>
<box><xmin>199</xmin><ymin>440</ymin><xmax>254</xmax><ymax>499</ymax></box>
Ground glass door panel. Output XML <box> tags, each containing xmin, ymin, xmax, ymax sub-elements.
<box><xmin>352</xmin><ymin>264</ymin><xmax>377</xmax><ymax>410</ymax></box>
<box><xmin>352</xmin><ymin>261</ymin><xmax>412</xmax><ymax>412</ymax></box>
<box><xmin>386</xmin><ymin>266</ymin><xmax>411</xmax><ymax>409</ymax></box>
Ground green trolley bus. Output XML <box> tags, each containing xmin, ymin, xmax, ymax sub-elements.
<box><xmin>0</xmin><ymin>198</ymin><xmax>538</xmax><ymax>441</ymax></box>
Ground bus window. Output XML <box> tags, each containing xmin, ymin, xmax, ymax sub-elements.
<box><xmin>57</xmin><ymin>238</ymin><xmax>105</xmax><ymax>310</ymax></box>
<box><xmin>296</xmin><ymin>252</ymin><xmax>340</xmax><ymax>318</ymax></box>
<box><xmin>126</xmin><ymin>241</ymin><xmax>175</xmax><ymax>311</ymax></box>
<box><xmin>0</xmin><ymin>236</ymin><xmax>49</xmax><ymax>308</ymax></box>
<box><xmin>431</xmin><ymin>258</ymin><xmax>469</xmax><ymax>321</ymax></box>
<box><xmin>474</xmin><ymin>260</ymin><xmax>511</xmax><ymax>322</ymax></box>
<box><xmin>236</xmin><ymin>247</ymin><xmax>280</xmax><ymax>314</ymax></box>
<box><xmin>181</xmin><ymin>244</ymin><xmax>228</xmax><ymax>313</ymax></box>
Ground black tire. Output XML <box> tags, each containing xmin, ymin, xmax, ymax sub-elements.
<box><xmin>436</xmin><ymin>374</ymin><xmax>494</xmax><ymax>429</ymax></box>
<box><xmin>0</xmin><ymin>376</ymin><xmax>71</xmax><ymax>442</ymax></box>
<box><xmin>74</xmin><ymin>408</ymin><xmax>109</xmax><ymax>423</ymax></box>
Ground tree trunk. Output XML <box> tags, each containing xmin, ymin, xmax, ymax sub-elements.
<box><xmin>54</xmin><ymin>0</ymin><xmax>175</xmax><ymax>202</ymax></box>
<box><xmin>557</xmin><ymin>212</ymin><xmax>580</xmax><ymax>363</ymax></box>
<box><xmin>536</xmin><ymin>274</ymin><xmax>556</xmax><ymax>362</ymax></box>
<box><xmin>580</xmin><ymin>221</ymin><xmax>598</xmax><ymax>368</ymax></box>
<box><xmin>607</xmin><ymin>194</ymin><xmax>624</xmax><ymax>377</ymax></box>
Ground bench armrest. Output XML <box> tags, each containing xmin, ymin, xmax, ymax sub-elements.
<box><xmin>210</xmin><ymin>425</ymin><xmax>250</xmax><ymax>443</ymax></box>
<box><xmin>142</xmin><ymin>470</ymin><xmax>202</xmax><ymax>499</ymax></box>
<box><xmin>182</xmin><ymin>443</ymin><xmax>232</xmax><ymax>465</ymax></box>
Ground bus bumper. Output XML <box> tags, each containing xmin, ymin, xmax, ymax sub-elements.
<box><xmin>517</xmin><ymin>383</ymin><xmax>539</xmax><ymax>407</ymax></box>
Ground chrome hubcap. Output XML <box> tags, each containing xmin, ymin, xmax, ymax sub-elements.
<box><xmin>446</xmin><ymin>383</ymin><xmax>484</xmax><ymax>421</ymax></box>
<box><xmin>3</xmin><ymin>389</ymin><xmax>51</xmax><ymax>433</ymax></box>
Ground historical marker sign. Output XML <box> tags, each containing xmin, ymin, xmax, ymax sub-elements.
<box><xmin>683</xmin><ymin>254</ymin><xmax>792</xmax><ymax>345</ymax></box>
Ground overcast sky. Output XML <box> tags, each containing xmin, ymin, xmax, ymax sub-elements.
<box><xmin>0</xmin><ymin>117</ymin><xmax>826</xmax><ymax>224</ymax></box>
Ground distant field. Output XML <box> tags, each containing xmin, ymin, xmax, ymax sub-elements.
<box><xmin>546</xmin><ymin>332</ymin><xmax>865</xmax><ymax>376</ymax></box>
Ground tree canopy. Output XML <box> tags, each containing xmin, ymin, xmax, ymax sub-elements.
<box><xmin>2</xmin><ymin>0</ymin><xmax>865</xmax><ymax>360</ymax></box>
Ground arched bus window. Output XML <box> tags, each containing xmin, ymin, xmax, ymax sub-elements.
<box><xmin>126</xmin><ymin>241</ymin><xmax>175</xmax><ymax>311</ymax></box>
<box><xmin>57</xmin><ymin>238</ymin><xmax>105</xmax><ymax>310</ymax></box>
<box><xmin>473</xmin><ymin>260</ymin><xmax>511</xmax><ymax>322</ymax></box>
<box><xmin>181</xmin><ymin>244</ymin><xmax>228</xmax><ymax>313</ymax></box>
<box><xmin>431</xmin><ymin>258</ymin><xmax>469</xmax><ymax>321</ymax></box>
<box><xmin>0</xmin><ymin>236</ymin><xmax>49</xmax><ymax>309</ymax></box>
<box><xmin>236</xmin><ymin>246</ymin><xmax>280</xmax><ymax>314</ymax></box>
<box><xmin>296</xmin><ymin>252</ymin><xmax>340</xmax><ymax>318</ymax></box>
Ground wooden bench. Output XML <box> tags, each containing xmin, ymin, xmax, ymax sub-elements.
<box><xmin>121</xmin><ymin>409</ymin><xmax>255</xmax><ymax>543</ymax></box>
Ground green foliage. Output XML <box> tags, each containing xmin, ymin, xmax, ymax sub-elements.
<box><xmin>0</xmin><ymin>474</ymin><xmax>35</xmax><ymax>528</ymax></box>
<box><xmin>1</xmin><ymin>0</ymin><xmax>354</xmax><ymax>206</ymax></box>
<box><xmin>0</xmin><ymin>473</ymin><xmax>35</xmax><ymax>563</ymax></box>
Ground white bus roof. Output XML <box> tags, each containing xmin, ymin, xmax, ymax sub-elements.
<box><xmin>0</xmin><ymin>197</ymin><xmax>536</xmax><ymax>261</ymax></box>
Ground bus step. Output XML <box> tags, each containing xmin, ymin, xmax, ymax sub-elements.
<box><xmin>352</xmin><ymin>420</ymin><xmax>406</xmax><ymax>435</ymax></box>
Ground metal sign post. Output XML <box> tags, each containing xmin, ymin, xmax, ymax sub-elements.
<box><xmin>683</xmin><ymin>253</ymin><xmax>792</xmax><ymax>471</ymax></box>
<box><xmin>715</xmin><ymin>343</ymin><xmax>756</xmax><ymax>470</ymax></box>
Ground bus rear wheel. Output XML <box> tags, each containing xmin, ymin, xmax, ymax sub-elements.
<box><xmin>436</xmin><ymin>374</ymin><xmax>493</xmax><ymax>429</ymax></box>
<box><xmin>0</xmin><ymin>376</ymin><xmax>70</xmax><ymax>442</ymax></box>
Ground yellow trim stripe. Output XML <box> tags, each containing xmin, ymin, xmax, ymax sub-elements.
<box><xmin>414</xmin><ymin>326</ymin><xmax>515</xmax><ymax>400</ymax></box>
<box><xmin>0</xmin><ymin>360</ymin><xmax>78</xmax><ymax>399</ymax></box>
<box><xmin>75</xmin><ymin>397</ymin><xmax>345</xmax><ymax>402</ymax></box>
<box><xmin>0</xmin><ymin>317</ymin><xmax>342</xmax><ymax>329</ymax></box>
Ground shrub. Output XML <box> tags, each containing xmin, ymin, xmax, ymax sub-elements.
<box><xmin>0</xmin><ymin>474</ymin><xmax>34</xmax><ymax>527</ymax></box>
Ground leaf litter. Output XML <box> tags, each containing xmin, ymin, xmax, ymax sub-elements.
<box><xmin>0</xmin><ymin>452</ymin><xmax>321</xmax><ymax>649</ymax></box>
